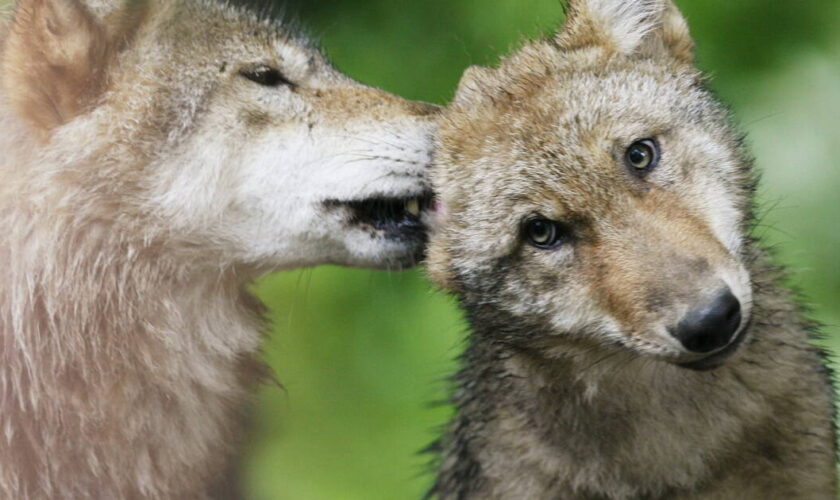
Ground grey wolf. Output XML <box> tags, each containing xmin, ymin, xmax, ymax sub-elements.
<box><xmin>0</xmin><ymin>0</ymin><xmax>437</xmax><ymax>497</ymax></box>
<box><xmin>426</xmin><ymin>0</ymin><xmax>837</xmax><ymax>498</ymax></box>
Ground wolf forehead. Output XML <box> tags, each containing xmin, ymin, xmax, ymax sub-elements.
<box><xmin>436</xmin><ymin>62</ymin><xmax>736</xmax><ymax>201</ymax></box>
<box><xmin>154</xmin><ymin>1</ymin><xmax>320</xmax><ymax>60</ymax></box>
<box><xmin>443</xmin><ymin>64</ymin><xmax>714</xmax><ymax>156</ymax></box>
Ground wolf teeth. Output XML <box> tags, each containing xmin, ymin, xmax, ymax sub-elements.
<box><xmin>405</xmin><ymin>199</ymin><xmax>421</xmax><ymax>217</ymax></box>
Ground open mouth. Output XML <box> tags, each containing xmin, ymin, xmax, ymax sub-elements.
<box><xmin>330</xmin><ymin>192</ymin><xmax>435</xmax><ymax>239</ymax></box>
<box><xmin>677</xmin><ymin>318</ymin><xmax>752</xmax><ymax>372</ymax></box>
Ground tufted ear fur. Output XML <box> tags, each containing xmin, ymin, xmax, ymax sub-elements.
<box><xmin>658</xmin><ymin>1</ymin><xmax>693</xmax><ymax>63</ymax></box>
<box><xmin>556</xmin><ymin>0</ymin><xmax>694</xmax><ymax>63</ymax></box>
<box><xmin>452</xmin><ymin>65</ymin><xmax>496</xmax><ymax>107</ymax></box>
<box><xmin>2</xmin><ymin>0</ymin><xmax>111</xmax><ymax>134</ymax></box>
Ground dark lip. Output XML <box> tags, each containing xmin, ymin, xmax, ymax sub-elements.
<box><xmin>326</xmin><ymin>192</ymin><xmax>435</xmax><ymax>240</ymax></box>
<box><xmin>676</xmin><ymin>317</ymin><xmax>752</xmax><ymax>371</ymax></box>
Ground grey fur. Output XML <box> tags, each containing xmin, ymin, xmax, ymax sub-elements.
<box><xmin>426</xmin><ymin>1</ymin><xmax>837</xmax><ymax>498</ymax></box>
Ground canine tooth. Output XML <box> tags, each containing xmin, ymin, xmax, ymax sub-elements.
<box><xmin>405</xmin><ymin>199</ymin><xmax>420</xmax><ymax>217</ymax></box>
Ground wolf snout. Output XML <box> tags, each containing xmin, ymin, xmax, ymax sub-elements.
<box><xmin>671</xmin><ymin>288</ymin><xmax>742</xmax><ymax>355</ymax></box>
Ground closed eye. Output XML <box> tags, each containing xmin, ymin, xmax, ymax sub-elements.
<box><xmin>239</xmin><ymin>65</ymin><xmax>295</xmax><ymax>88</ymax></box>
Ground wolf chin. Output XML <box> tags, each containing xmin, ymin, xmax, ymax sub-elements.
<box><xmin>426</xmin><ymin>0</ymin><xmax>837</xmax><ymax>498</ymax></box>
<box><xmin>0</xmin><ymin>0</ymin><xmax>437</xmax><ymax>497</ymax></box>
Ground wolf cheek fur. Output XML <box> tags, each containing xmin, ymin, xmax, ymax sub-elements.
<box><xmin>0</xmin><ymin>0</ymin><xmax>437</xmax><ymax>498</ymax></box>
<box><xmin>427</xmin><ymin>0</ymin><xmax>837</xmax><ymax>499</ymax></box>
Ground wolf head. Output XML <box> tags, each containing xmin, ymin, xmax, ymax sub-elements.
<box><xmin>0</xmin><ymin>0</ymin><xmax>437</xmax><ymax>271</ymax></box>
<box><xmin>429</xmin><ymin>0</ymin><xmax>754</xmax><ymax>370</ymax></box>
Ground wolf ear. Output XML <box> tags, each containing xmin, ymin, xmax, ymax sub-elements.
<box><xmin>452</xmin><ymin>65</ymin><xmax>496</xmax><ymax>107</ymax></box>
<box><xmin>2</xmin><ymin>0</ymin><xmax>111</xmax><ymax>133</ymax></box>
<box><xmin>658</xmin><ymin>1</ymin><xmax>693</xmax><ymax>63</ymax></box>
<box><xmin>557</xmin><ymin>0</ymin><xmax>694</xmax><ymax>63</ymax></box>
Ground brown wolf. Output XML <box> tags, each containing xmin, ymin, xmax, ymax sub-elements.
<box><xmin>426</xmin><ymin>0</ymin><xmax>837</xmax><ymax>498</ymax></box>
<box><xmin>0</xmin><ymin>0</ymin><xmax>436</xmax><ymax>497</ymax></box>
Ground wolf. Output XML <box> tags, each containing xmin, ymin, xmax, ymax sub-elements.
<box><xmin>426</xmin><ymin>0</ymin><xmax>837</xmax><ymax>498</ymax></box>
<box><xmin>0</xmin><ymin>0</ymin><xmax>437</xmax><ymax>498</ymax></box>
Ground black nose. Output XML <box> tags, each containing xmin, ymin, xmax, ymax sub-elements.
<box><xmin>672</xmin><ymin>288</ymin><xmax>742</xmax><ymax>354</ymax></box>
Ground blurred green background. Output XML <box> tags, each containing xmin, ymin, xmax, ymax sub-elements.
<box><xmin>4</xmin><ymin>0</ymin><xmax>836</xmax><ymax>498</ymax></box>
<box><xmin>243</xmin><ymin>1</ymin><xmax>840</xmax><ymax>498</ymax></box>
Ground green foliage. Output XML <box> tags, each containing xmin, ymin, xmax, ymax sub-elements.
<box><xmin>247</xmin><ymin>269</ymin><xmax>462</xmax><ymax>499</ymax></box>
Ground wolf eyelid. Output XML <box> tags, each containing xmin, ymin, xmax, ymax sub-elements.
<box><xmin>239</xmin><ymin>65</ymin><xmax>295</xmax><ymax>88</ymax></box>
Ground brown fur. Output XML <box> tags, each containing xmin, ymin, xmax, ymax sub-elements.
<box><xmin>0</xmin><ymin>0</ymin><xmax>437</xmax><ymax>498</ymax></box>
<box><xmin>427</xmin><ymin>1</ymin><xmax>837</xmax><ymax>498</ymax></box>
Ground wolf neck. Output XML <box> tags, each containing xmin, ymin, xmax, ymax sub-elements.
<box><xmin>0</xmin><ymin>212</ymin><xmax>266</xmax><ymax>494</ymax></box>
<box><xmin>0</xmin><ymin>206</ymin><xmax>266</xmax><ymax>495</ymax></box>
<box><xmin>0</xmin><ymin>218</ymin><xmax>265</xmax><ymax>395</ymax></box>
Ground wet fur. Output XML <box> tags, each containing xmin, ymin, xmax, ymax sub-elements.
<box><xmin>427</xmin><ymin>1</ymin><xmax>837</xmax><ymax>498</ymax></box>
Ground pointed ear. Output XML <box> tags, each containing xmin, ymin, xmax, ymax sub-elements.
<box><xmin>557</xmin><ymin>0</ymin><xmax>694</xmax><ymax>63</ymax></box>
<box><xmin>452</xmin><ymin>65</ymin><xmax>496</xmax><ymax>107</ymax></box>
<box><xmin>2</xmin><ymin>0</ymin><xmax>111</xmax><ymax>134</ymax></box>
<box><xmin>658</xmin><ymin>1</ymin><xmax>693</xmax><ymax>63</ymax></box>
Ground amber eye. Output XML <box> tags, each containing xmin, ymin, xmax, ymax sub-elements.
<box><xmin>239</xmin><ymin>65</ymin><xmax>293</xmax><ymax>87</ymax></box>
<box><xmin>625</xmin><ymin>139</ymin><xmax>660</xmax><ymax>173</ymax></box>
<box><xmin>524</xmin><ymin>218</ymin><xmax>568</xmax><ymax>249</ymax></box>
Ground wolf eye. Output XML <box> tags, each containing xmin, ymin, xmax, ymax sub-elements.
<box><xmin>625</xmin><ymin>139</ymin><xmax>660</xmax><ymax>173</ymax></box>
<box><xmin>524</xmin><ymin>218</ymin><xmax>568</xmax><ymax>249</ymax></box>
<box><xmin>240</xmin><ymin>65</ymin><xmax>293</xmax><ymax>87</ymax></box>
